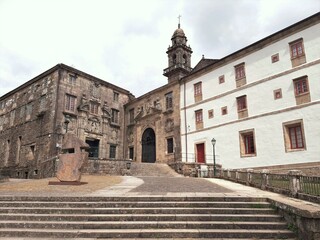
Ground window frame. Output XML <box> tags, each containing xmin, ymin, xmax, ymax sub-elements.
<box><xmin>90</xmin><ymin>102</ymin><xmax>99</xmax><ymax>115</ymax></box>
<box><xmin>290</xmin><ymin>38</ymin><xmax>305</xmax><ymax>59</ymax></box>
<box><xmin>166</xmin><ymin>137</ymin><xmax>174</xmax><ymax>154</ymax></box>
<box><xmin>65</xmin><ymin>94</ymin><xmax>76</xmax><ymax>112</ymax></box>
<box><xmin>234</xmin><ymin>63</ymin><xmax>246</xmax><ymax>80</ymax></box>
<box><xmin>194</xmin><ymin>82</ymin><xmax>203</xmax><ymax>102</ymax></box>
<box><xmin>293</xmin><ymin>77</ymin><xmax>309</xmax><ymax>96</ymax></box>
<box><xmin>219</xmin><ymin>75</ymin><xmax>225</xmax><ymax>84</ymax></box>
<box><xmin>111</xmin><ymin>109</ymin><xmax>119</xmax><ymax>124</ymax></box>
<box><xmin>283</xmin><ymin>119</ymin><xmax>306</xmax><ymax>152</ymax></box>
<box><xmin>236</xmin><ymin>95</ymin><xmax>247</xmax><ymax>112</ymax></box>
<box><xmin>109</xmin><ymin>144</ymin><xmax>117</xmax><ymax>159</ymax></box>
<box><xmin>195</xmin><ymin>109</ymin><xmax>203</xmax><ymax>124</ymax></box>
<box><xmin>113</xmin><ymin>92</ymin><xmax>119</xmax><ymax>102</ymax></box>
<box><xmin>165</xmin><ymin>92</ymin><xmax>173</xmax><ymax>110</ymax></box>
<box><xmin>239</xmin><ymin>129</ymin><xmax>256</xmax><ymax>157</ymax></box>
<box><xmin>274</xmin><ymin>89</ymin><xmax>282</xmax><ymax>100</ymax></box>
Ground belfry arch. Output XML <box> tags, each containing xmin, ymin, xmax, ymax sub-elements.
<box><xmin>141</xmin><ymin>128</ymin><xmax>156</xmax><ymax>163</ymax></box>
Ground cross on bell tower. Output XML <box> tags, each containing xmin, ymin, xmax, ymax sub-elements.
<box><xmin>163</xmin><ymin>16</ymin><xmax>193</xmax><ymax>83</ymax></box>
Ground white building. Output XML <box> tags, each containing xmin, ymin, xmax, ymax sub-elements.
<box><xmin>180</xmin><ymin>13</ymin><xmax>320</xmax><ymax>169</ymax></box>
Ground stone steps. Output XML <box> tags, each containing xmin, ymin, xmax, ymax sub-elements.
<box><xmin>129</xmin><ymin>163</ymin><xmax>181</xmax><ymax>177</ymax></box>
<box><xmin>0</xmin><ymin>220</ymin><xmax>289</xmax><ymax>230</ymax></box>
<box><xmin>0</xmin><ymin>207</ymin><xmax>276</xmax><ymax>215</ymax></box>
<box><xmin>0</xmin><ymin>196</ymin><xmax>296</xmax><ymax>239</ymax></box>
<box><xmin>0</xmin><ymin>201</ymin><xmax>272</xmax><ymax>208</ymax></box>
<box><xmin>0</xmin><ymin>228</ymin><xmax>295</xmax><ymax>239</ymax></box>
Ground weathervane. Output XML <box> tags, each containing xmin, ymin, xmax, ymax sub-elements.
<box><xmin>178</xmin><ymin>15</ymin><xmax>181</xmax><ymax>28</ymax></box>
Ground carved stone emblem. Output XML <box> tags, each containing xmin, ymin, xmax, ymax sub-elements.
<box><xmin>165</xmin><ymin>118</ymin><xmax>174</xmax><ymax>132</ymax></box>
<box><xmin>85</xmin><ymin>117</ymin><xmax>102</xmax><ymax>134</ymax></box>
<box><xmin>127</xmin><ymin>131</ymin><xmax>134</xmax><ymax>143</ymax></box>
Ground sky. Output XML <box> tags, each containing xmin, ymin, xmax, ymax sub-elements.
<box><xmin>0</xmin><ymin>0</ymin><xmax>319</xmax><ymax>97</ymax></box>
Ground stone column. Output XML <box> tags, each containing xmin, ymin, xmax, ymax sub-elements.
<box><xmin>288</xmin><ymin>170</ymin><xmax>303</xmax><ymax>197</ymax></box>
<box><xmin>246</xmin><ymin>169</ymin><xmax>254</xmax><ymax>186</ymax></box>
<box><xmin>261</xmin><ymin>169</ymin><xmax>269</xmax><ymax>190</ymax></box>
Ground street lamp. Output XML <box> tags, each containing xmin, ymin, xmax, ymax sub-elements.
<box><xmin>211</xmin><ymin>138</ymin><xmax>217</xmax><ymax>177</ymax></box>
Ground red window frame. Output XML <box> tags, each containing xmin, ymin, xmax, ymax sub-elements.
<box><xmin>290</xmin><ymin>41</ymin><xmax>304</xmax><ymax>58</ymax></box>
<box><xmin>289</xmin><ymin>125</ymin><xmax>304</xmax><ymax>149</ymax></box>
<box><xmin>244</xmin><ymin>133</ymin><xmax>255</xmax><ymax>154</ymax></box>
<box><xmin>195</xmin><ymin>110</ymin><xmax>203</xmax><ymax>123</ymax></box>
<box><xmin>294</xmin><ymin>78</ymin><xmax>308</xmax><ymax>95</ymax></box>
<box><xmin>194</xmin><ymin>82</ymin><xmax>202</xmax><ymax>96</ymax></box>
<box><xmin>237</xmin><ymin>95</ymin><xmax>247</xmax><ymax>111</ymax></box>
<box><xmin>235</xmin><ymin>64</ymin><xmax>245</xmax><ymax>80</ymax></box>
<box><xmin>65</xmin><ymin>94</ymin><xmax>76</xmax><ymax>112</ymax></box>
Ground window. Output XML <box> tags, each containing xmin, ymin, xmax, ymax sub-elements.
<box><xmin>294</xmin><ymin>77</ymin><xmax>308</xmax><ymax>95</ymax></box>
<box><xmin>271</xmin><ymin>53</ymin><xmax>279</xmax><ymax>63</ymax></box>
<box><xmin>219</xmin><ymin>75</ymin><xmax>225</xmax><ymax>84</ymax></box>
<box><xmin>113</xmin><ymin>92</ymin><xmax>119</xmax><ymax>102</ymax></box>
<box><xmin>129</xmin><ymin>108</ymin><xmax>134</xmax><ymax>124</ymax></box>
<box><xmin>90</xmin><ymin>102</ymin><xmax>99</xmax><ymax>115</ymax></box>
<box><xmin>283</xmin><ymin>120</ymin><xmax>306</xmax><ymax>152</ymax></box>
<box><xmin>65</xmin><ymin>94</ymin><xmax>76</xmax><ymax>112</ymax></box>
<box><xmin>16</xmin><ymin>136</ymin><xmax>21</xmax><ymax>164</ymax></box>
<box><xmin>5</xmin><ymin>139</ymin><xmax>10</xmax><ymax>166</ymax></box>
<box><xmin>195</xmin><ymin>109</ymin><xmax>203</xmax><ymax>130</ymax></box>
<box><xmin>237</xmin><ymin>95</ymin><xmax>247</xmax><ymax>111</ymax></box>
<box><xmin>221</xmin><ymin>106</ymin><xmax>228</xmax><ymax>115</ymax></box>
<box><xmin>236</xmin><ymin>95</ymin><xmax>248</xmax><ymax>119</ymax></box>
<box><xmin>69</xmin><ymin>74</ymin><xmax>77</xmax><ymax>85</ymax></box>
<box><xmin>289</xmin><ymin>38</ymin><xmax>306</xmax><ymax>67</ymax></box>
<box><xmin>235</xmin><ymin>63</ymin><xmax>245</xmax><ymax>80</ymax></box>
<box><xmin>111</xmin><ymin>109</ymin><xmax>119</xmax><ymax>124</ymax></box>
<box><xmin>274</xmin><ymin>89</ymin><xmax>282</xmax><ymax>100</ymax></box>
<box><xmin>194</xmin><ymin>82</ymin><xmax>202</xmax><ymax>96</ymax></box>
<box><xmin>293</xmin><ymin>76</ymin><xmax>310</xmax><ymax>105</ymax></box>
<box><xmin>208</xmin><ymin>109</ymin><xmax>214</xmax><ymax>119</ymax></box>
<box><xmin>194</xmin><ymin>82</ymin><xmax>202</xmax><ymax>102</ymax></box>
<box><xmin>129</xmin><ymin>147</ymin><xmax>134</xmax><ymax>160</ymax></box>
<box><xmin>167</xmin><ymin>138</ymin><xmax>174</xmax><ymax>154</ymax></box>
<box><xmin>109</xmin><ymin>145</ymin><xmax>116</xmax><ymax>159</ymax></box>
<box><xmin>234</xmin><ymin>63</ymin><xmax>246</xmax><ymax>87</ymax></box>
<box><xmin>239</xmin><ymin>129</ymin><xmax>256</xmax><ymax>157</ymax></box>
<box><xmin>195</xmin><ymin>110</ymin><xmax>203</xmax><ymax>123</ymax></box>
<box><xmin>290</xmin><ymin>39</ymin><xmax>304</xmax><ymax>58</ymax></box>
<box><xmin>165</xmin><ymin>92</ymin><xmax>173</xmax><ymax>110</ymax></box>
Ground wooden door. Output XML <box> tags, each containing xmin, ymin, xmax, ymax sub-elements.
<box><xmin>196</xmin><ymin>143</ymin><xmax>205</xmax><ymax>163</ymax></box>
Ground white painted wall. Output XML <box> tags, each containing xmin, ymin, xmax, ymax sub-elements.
<box><xmin>180</xmin><ymin>21</ymin><xmax>320</xmax><ymax>169</ymax></box>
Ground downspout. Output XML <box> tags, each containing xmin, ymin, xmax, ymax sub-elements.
<box><xmin>53</xmin><ymin>66</ymin><xmax>62</xmax><ymax>156</ymax></box>
<box><xmin>183</xmin><ymin>79</ymin><xmax>188</xmax><ymax>163</ymax></box>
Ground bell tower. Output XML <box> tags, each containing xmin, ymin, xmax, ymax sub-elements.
<box><xmin>163</xmin><ymin>16</ymin><xmax>193</xmax><ymax>83</ymax></box>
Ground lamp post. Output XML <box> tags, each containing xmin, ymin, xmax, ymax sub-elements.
<box><xmin>211</xmin><ymin>138</ymin><xmax>216</xmax><ymax>177</ymax></box>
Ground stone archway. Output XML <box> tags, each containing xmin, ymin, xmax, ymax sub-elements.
<box><xmin>141</xmin><ymin>128</ymin><xmax>156</xmax><ymax>163</ymax></box>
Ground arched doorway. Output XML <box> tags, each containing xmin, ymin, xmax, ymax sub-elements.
<box><xmin>141</xmin><ymin>128</ymin><xmax>156</xmax><ymax>163</ymax></box>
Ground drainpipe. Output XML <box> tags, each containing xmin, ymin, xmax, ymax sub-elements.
<box><xmin>52</xmin><ymin>66</ymin><xmax>62</xmax><ymax>157</ymax></box>
<box><xmin>183</xmin><ymin>79</ymin><xmax>188</xmax><ymax>163</ymax></box>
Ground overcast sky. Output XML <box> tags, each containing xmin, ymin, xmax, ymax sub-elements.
<box><xmin>0</xmin><ymin>0</ymin><xmax>319</xmax><ymax>97</ymax></box>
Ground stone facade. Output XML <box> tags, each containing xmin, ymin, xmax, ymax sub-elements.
<box><xmin>123</xmin><ymin>24</ymin><xmax>192</xmax><ymax>173</ymax></box>
<box><xmin>0</xmin><ymin>64</ymin><xmax>132</xmax><ymax>178</ymax></box>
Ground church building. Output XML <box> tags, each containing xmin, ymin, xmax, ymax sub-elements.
<box><xmin>0</xmin><ymin>13</ymin><xmax>319</xmax><ymax>178</ymax></box>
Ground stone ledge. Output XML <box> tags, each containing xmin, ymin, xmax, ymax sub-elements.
<box><xmin>268</xmin><ymin>196</ymin><xmax>320</xmax><ymax>240</ymax></box>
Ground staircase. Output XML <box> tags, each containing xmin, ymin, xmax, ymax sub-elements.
<box><xmin>0</xmin><ymin>196</ymin><xmax>296</xmax><ymax>239</ymax></box>
<box><xmin>129</xmin><ymin>162</ymin><xmax>181</xmax><ymax>177</ymax></box>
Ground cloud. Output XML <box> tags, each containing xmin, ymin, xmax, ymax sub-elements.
<box><xmin>0</xmin><ymin>0</ymin><xmax>319</xmax><ymax>97</ymax></box>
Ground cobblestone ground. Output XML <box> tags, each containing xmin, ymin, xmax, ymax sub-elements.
<box><xmin>131</xmin><ymin>177</ymin><xmax>233</xmax><ymax>193</ymax></box>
